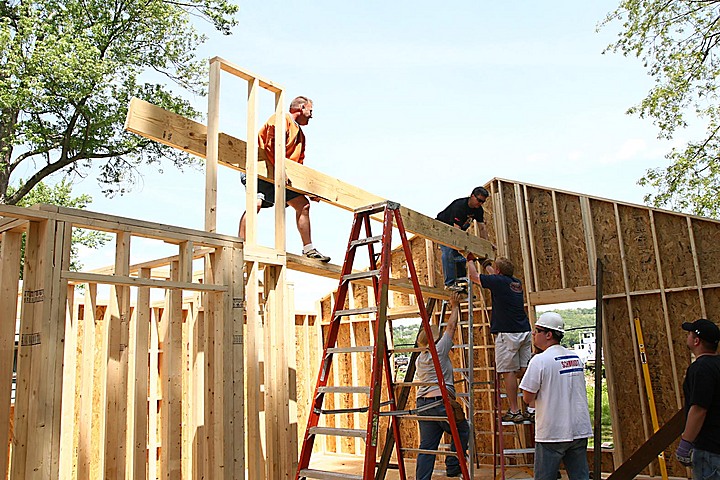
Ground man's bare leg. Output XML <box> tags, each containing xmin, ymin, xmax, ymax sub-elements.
<box><xmin>504</xmin><ymin>371</ymin><xmax>521</xmax><ymax>413</ymax></box>
<box><xmin>238</xmin><ymin>199</ymin><xmax>263</xmax><ymax>239</ymax></box>
<box><xmin>288</xmin><ymin>195</ymin><xmax>312</xmax><ymax>245</ymax></box>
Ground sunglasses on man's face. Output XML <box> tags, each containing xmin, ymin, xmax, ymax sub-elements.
<box><xmin>474</xmin><ymin>195</ymin><xmax>486</xmax><ymax>204</ymax></box>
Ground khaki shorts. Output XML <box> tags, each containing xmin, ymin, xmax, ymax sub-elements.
<box><xmin>494</xmin><ymin>332</ymin><xmax>532</xmax><ymax>373</ymax></box>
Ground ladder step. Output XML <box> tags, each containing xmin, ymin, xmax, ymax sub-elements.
<box><xmin>349</xmin><ymin>235</ymin><xmax>383</xmax><ymax>248</ymax></box>
<box><xmin>327</xmin><ymin>346</ymin><xmax>374</xmax><ymax>354</ymax></box>
<box><xmin>354</xmin><ymin>202</ymin><xmax>391</xmax><ymax>215</ymax></box>
<box><xmin>391</xmin><ymin>347</ymin><xmax>423</xmax><ymax>353</ymax></box>
<box><xmin>298</xmin><ymin>468</ymin><xmax>363</xmax><ymax>480</ymax></box>
<box><xmin>399</xmin><ymin>415</ymin><xmax>449</xmax><ymax>422</ymax></box>
<box><xmin>501</xmin><ymin>420</ymin><xmax>534</xmax><ymax>426</ymax></box>
<box><xmin>335</xmin><ymin>306</ymin><xmax>378</xmax><ymax>317</ymax></box>
<box><xmin>319</xmin><ymin>406</ymin><xmax>368</xmax><ymax>415</ymax></box>
<box><xmin>308</xmin><ymin>426</ymin><xmax>367</xmax><ymax>439</ymax></box>
<box><xmin>401</xmin><ymin>447</ymin><xmax>459</xmax><ymax>457</ymax></box>
<box><xmin>318</xmin><ymin>386</ymin><xmax>370</xmax><ymax>394</ymax></box>
<box><xmin>504</xmin><ymin>447</ymin><xmax>535</xmax><ymax>455</ymax></box>
<box><xmin>342</xmin><ymin>269</ymin><xmax>380</xmax><ymax>282</ymax></box>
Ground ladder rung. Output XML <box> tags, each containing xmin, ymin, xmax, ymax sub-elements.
<box><xmin>318</xmin><ymin>386</ymin><xmax>370</xmax><ymax>395</ymax></box>
<box><xmin>298</xmin><ymin>468</ymin><xmax>363</xmax><ymax>480</ymax></box>
<box><xmin>501</xmin><ymin>420</ymin><xmax>533</xmax><ymax>426</ymax></box>
<box><xmin>319</xmin><ymin>406</ymin><xmax>368</xmax><ymax>415</ymax></box>
<box><xmin>349</xmin><ymin>235</ymin><xmax>382</xmax><ymax>248</ymax></box>
<box><xmin>391</xmin><ymin>347</ymin><xmax>423</xmax><ymax>353</ymax></box>
<box><xmin>335</xmin><ymin>306</ymin><xmax>378</xmax><ymax>317</ymax></box>
<box><xmin>399</xmin><ymin>415</ymin><xmax>448</xmax><ymax>422</ymax></box>
<box><xmin>504</xmin><ymin>448</ymin><xmax>535</xmax><ymax>455</ymax></box>
<box><xmin>327</xmin><ymin>346</ymin><xmax>374</xmax><ymax>354</ymax></box>
<box><xmin>401</xmin><ymin>447</ymin><xmax>459</xmax><ymax>457</ymax></box>
<box><xmin>393</xmin><ymin>381</ymin><xmax>440</xmax><ymax>387</ymax></box>
<box><xmin>342</xmin><ymin>270</ymin><xmax>380</xmax><ymax>282</ymax></box>
<box><xmin>308</xmin><ymin>426</ymin><xmax>367</xmax><ymax>439</ymax></box>
<box><xmin>452</xmin><ymin>344</ymin><xmax>470</xmax><ymax>349</ymax></box>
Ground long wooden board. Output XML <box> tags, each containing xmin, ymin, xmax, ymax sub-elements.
<box><xmin>124</xmin><ymin>98</ymin><xmax>493</xmax><ymax>259</ymax></box>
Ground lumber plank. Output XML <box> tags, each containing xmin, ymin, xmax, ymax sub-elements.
<box><xmin>206</xmin><ymin>60</ymin><xmax>221</xmax><ymax>233</ymax></box>
<box><xmin>130</xmin><ymin>268</ymin><xmax>151</xmax><ymax>480</ymax></box>
<box><xmin>77</xmin><ymin>283</ymin><xmax>97</xmax><ymax>479</ymax></box>
<box><xmin>104</xmin><ymin>231</ymin><xmax>131</xmax><ymax>479</ymax></box>
<box><xmin>0</xmin><ymin>232</ymin><xmax>21</xmax><ymax>479</ymax></box>
<box><xmin>61</xmin><ymin>271</ymin><xmax>227</xmax><ymax>292</ymax></box>
<box><xmin>124</xmin><ymin>99</ymin><xmax>493</xmax><ymax>258</ymax></box>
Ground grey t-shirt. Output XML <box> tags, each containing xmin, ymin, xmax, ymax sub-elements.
<box><xmin>415</xmin><ymin>332</ymin><xmax>455</xmax><ymax>397</ymax></box>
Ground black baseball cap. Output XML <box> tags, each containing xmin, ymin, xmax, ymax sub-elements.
<box><xmin>682</xmin><ymin>319</ymin><xmax>720</xmax><ymax>345</ymax></box>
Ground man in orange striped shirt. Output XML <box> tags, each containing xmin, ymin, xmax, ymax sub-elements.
<box><xmin>239</xmin><ymin>96</ymin><xmax>330</xmax><ymax>262</ymax></box>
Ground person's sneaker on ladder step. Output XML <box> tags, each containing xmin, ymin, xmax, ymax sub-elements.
<box><xmin>524</xmin><ymin>407</ymin><xmax>535</xmax><ymax>423</ymax></box>
<box><xmin>502</xmin><ymin>409</ymin><xmax>525</xmax><ymax>423</ymax></box>
<box><xmin>303</xmin><ymin>244</ymin><xmax>330</xmax><ymax>262</ymax></box>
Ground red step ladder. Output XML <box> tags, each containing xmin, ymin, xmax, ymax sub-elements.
<box><xmin>296</xmin><ymin>201</ymin><xmax>469</xmax><ymax>480</ymax></box>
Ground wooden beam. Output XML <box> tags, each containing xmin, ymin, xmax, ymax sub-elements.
<box><xmin>124</xmin><ymin>99</ymin><xmax>493</xmax><ymax>258</ymax></box>
<box><xmin>527</xmin><ymin>285</ymin><xmax>596</xmax><ymax>305</ymax></box>
<box><xmin>0</xmin><ymin>232</ymin><xmax>21</xmax><ymax>479</ymax></box>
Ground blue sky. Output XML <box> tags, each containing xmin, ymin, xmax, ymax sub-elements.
<box><xmin>70</xmin><ymin>1</ymin><xmax>688</xmax><ymax>309</ymax></box>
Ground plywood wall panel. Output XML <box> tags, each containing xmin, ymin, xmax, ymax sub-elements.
<box><xmin>391</xmin><ymin>249</ymin><xmax>410</xmax><ymax>307</ymax></box>
<box><xmin>498</xmin><ymin>181</ymin><xmax>525</xmax><ymax>277</ymax></box>
<box><xmin>590</xmin><ymin>200</ymin><xmax>624</xmax><ymax>295</ymax></box>
<box><xmin>337</xmin><ymin>323</ymin><xmax>355</xmax><ymax>454</ymax></box>
<box><xmin>692</xmin><ymin>218</ymin><xmax>720</xmax><ymax>285</ymax></box>
<box><xmin>556</xmin><ymin>192</ymin><xmax>590</xmax><ymax>288</ymax></box>
<box><xmin>618</xmin><ymin>205</ymin><xmax>659</xmax><ymax>293</ymax></box>
<box><xmin>653</xmin><ymin>212</ymin><xmax>695</xmax><ymax>289</ymax></box>
<box><xmin>526</xmin><ymin>187</ymin><xmax>562</xmax><ymax>291</ymax></box>
<box><xmin>603</xmin><ymin>298</ymin><xmax>645</xmax><ymax>462</ymax></box>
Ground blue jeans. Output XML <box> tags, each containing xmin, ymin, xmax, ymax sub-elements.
<box><xmin>415</xmin><ymin>397</ymin><xmax>470</xmax><ymax>480</ymax></box>
<box><xmin>441</xmin><ymin>245</ymin><xmax>466</xmax><ymax>286</ymax></box>
<box><xmin>534</xmin><ymin>438</ymin><xmax>589</xmax><ymax>480</ymax></box>
<box><xmin>693</xmin><ymin>448</ymin><xmax>720</xmax><ymax>480</ymax></box>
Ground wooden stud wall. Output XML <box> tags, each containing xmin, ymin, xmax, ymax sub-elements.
<box><xmin>486</xmin><ymin>178</ymin><xmax>720</xmax><ymax>476</ymax></box>
<box><xmin>0</xmin><ymin>204</ymin><xmax>244</xmax><ymax>479</ymax></box>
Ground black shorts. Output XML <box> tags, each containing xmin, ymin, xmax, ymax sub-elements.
<box><xmin>241</xmin><ymin>174</ymin><xmax>303</xmax><ymax>208</ymax></box>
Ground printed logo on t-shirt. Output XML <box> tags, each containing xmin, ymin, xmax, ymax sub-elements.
<box><xmin>554</xmin><ymin>354</ymin><xmax>583</xmax><ymax>374</ymax></box>
<box><xmin>510</xmin><ymin>281</ymin><xmax>523</xmax><ymax>293</ymax></box>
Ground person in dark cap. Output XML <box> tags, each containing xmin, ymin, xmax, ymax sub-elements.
<box><xmin>675</xmin><ymin>319</ymin><xmax>720</xmax><ymax>478</ymax></box>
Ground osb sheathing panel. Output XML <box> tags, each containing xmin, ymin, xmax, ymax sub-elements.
<box><xmin>603</xmin><ymin>298</ymin><xmax>644</xmax><ymax>465</ymax></box>
<box><xmin>631</xmin><ymin>294</ymin><xmax>684</xmax><ymax>477</ymax></box>
<box><xmin>391</xmin><ymin>248</ymin><xmax>410</xmax><ymax>307</ymax></box>
<box><xmin>692</xmin><ymin>219</ymin><xmax>720</xmax><ymax>285</ymax></box>
<box><xmin>320</xmin><ymin>323</ymin><xmax>337</xmax><ymax>452</ymax></box>
<box><xmin>590</xmin><ymin>199</ymin><xmax>624</xmax><ymax>296</ymax></box>
<box><xmin>526</xmin><ymin>187</ymin><xmax>562</xmax><ymax>292</ymax></box>
<box><xmin>410</xmin><ymin>235</ymin><xmax>428</xmax><ymax>288</ymax></box>
<box><xmin>354</xmin><ymin>321</ymin><xmax>371</xmax><ymax>442</ymax></box>
<box><xmin>498</xmin><ymin>181</ymin><xmax>530</xmax><ymax>291</ymax></box>
<box><xmin>618</xmin><ymin>205</ymin><xmax>659</xmax><ymax>293</ymax></box>
<box><xmin>556</xmin><ymin>192</ymin><xmax>590</xmax><ymax>288</ymax></box>
<box><xmin>337</xmin><ymin>323</ymin><xmax>355</xmax><ymax>454</ymax></box>
<box><xmin>653</xmin><ymin>212</ymin><xmax>695</xmax><ymax>289</ymax></box>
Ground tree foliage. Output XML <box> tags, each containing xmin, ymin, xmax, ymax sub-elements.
<box><xmin>602</xmin><ymin>1</ymin><xmax>720</xmax><ymax>217</ymax></box>
<box><xmin>0</xmin><ymin>0</ymin><xmax>238</xmax><ymax>205</ymax></box>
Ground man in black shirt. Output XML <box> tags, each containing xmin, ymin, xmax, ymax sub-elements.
<box><xmin>676</xmin><ymin>318</ymin><xmax>720</xmax><ymax>478</ymax></box>
<box><xmin>436</xmin><ymin>187</ymin><xmax>489</xmax><ymax>292</ymax></box>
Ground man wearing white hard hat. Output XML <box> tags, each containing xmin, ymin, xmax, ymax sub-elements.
<box><xmin>519</xmin><ymin>311</ymin><xmax>592</xmax><ymax>480</ymax></box>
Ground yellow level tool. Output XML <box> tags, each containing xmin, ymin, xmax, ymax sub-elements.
<box><xmin>634</xmin><ymin>317</ymin><xmax>669</xmax><ymax>480</ymax></box>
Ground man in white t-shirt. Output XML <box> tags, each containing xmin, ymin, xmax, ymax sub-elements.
<box><xmin>519</xmin><ymin>312</ymin><xmax>592</xmax><ymax>480</ymax></box>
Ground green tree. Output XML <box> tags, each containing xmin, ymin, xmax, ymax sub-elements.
<box><xmin>0</xmin><ymin>0</ymin><xmax>238</xmax><ymax>205</ymax></box>
<box><xmin>11</xmin><ymin>178</ymin><xmax>111</xmax><ymax>271</ymax></box>
<box><xmin>602</xmin><ymin>1</ymin><xmax>720</xmax><ymax>217</ymax></box>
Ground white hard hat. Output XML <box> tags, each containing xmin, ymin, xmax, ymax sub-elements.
<box><xmin>536</xmin><ymin>312</ymin><xmax>565</xmax><ymax>334</ymax></box>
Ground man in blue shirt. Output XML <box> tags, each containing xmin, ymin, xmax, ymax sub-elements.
<box><xmin>468</xmin><ymin>256</ymin><xmax>532</xmax><ymax>422</ymax></box>
<box><xmin>436</xmin><ymin>187</ymin><xmax>489</xmax><ymax>292</ymax></box>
